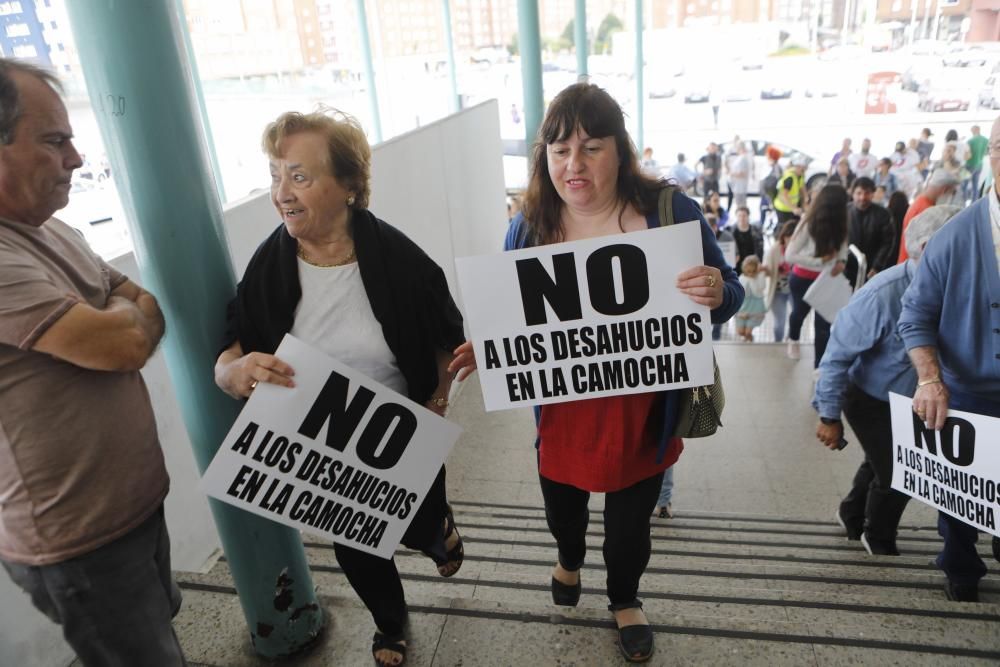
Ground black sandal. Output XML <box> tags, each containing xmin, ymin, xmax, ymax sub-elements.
<box><xmin>608</xmin><ymin>600</ymin><xmax>654</xmax><ymax>663</ymax></box>
<box><xmin>372</xmin><ymin>631</ymin><xmax>407</xmax><ymax>667</ymax></box>
<box><xmin>423</xmin><ymin>504</ymin><xmax>464</xmax><ymax>577</ymax></box>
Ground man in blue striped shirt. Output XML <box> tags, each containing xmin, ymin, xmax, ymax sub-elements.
<box><xmin>813</xmin><ymin>206</ymin><xmax>960</xmax><ymax>557</ymax></box>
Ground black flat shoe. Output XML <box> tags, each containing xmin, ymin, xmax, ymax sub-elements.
<box><xmin>372</xmin><ymin>631</ymin><xmax>407</xmax><ymax>667</ymax></box>
<box><xmin>551</xmin><ymin>574</ymin><xmax>581</xmax><ymax>606</ymax></box>
<box><xmin>609</xmin><ymin>600</ymin><xmax>654</xmax><ymax>663</ymax></box>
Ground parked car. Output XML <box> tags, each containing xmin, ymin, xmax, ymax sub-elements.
<box><xmin>683</xmin><ymin>86</ymin><xmax>710</xmax><ymax>103</ymax></box>
<box><xmin>918</xmin><ymin>86</ymin><xmax>972</xmax><ymax>112</ymax></box>
<box><xmin>694</xmin><ymin>140</ymin><xmax>826</xmax><ymax>197</ymax></box>
<box><xmin>760</xmin><ymin>84</ymin><xmax>792</xmax><ymax>100</ymax></box>
<box><xmin>979</xmin><ymin>76</ymin><xmax>1000</xmax><ymax>109</ymax></box>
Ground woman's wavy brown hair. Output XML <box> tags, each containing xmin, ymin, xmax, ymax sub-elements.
<box><xmin>805</xmin><ymin>183</ymin><xmax>849</xmax><ymax>258</ymax></box>
<box><xmin>521</xmin><ymin>83</ymin><xmax>662</xmax><ymax>245</ymax></box>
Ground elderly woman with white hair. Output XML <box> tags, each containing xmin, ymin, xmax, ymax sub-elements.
<box><xmin>812</xmin><ymin>205</ymin><xmax>960</xmax><ymax>557</ymax></box>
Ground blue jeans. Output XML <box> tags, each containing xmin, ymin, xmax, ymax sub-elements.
<box><xmin>656</xmin><ymin>466</ymin><xmax>675</xmax><ymax>507</ymax></box>
<box><xmin>770</xmin><ymin>290</ymin><xmax>791</xmax><ymax>342</ymax></box>
<box><xmin>968</xmin><ymin>166</ymin><xmax>983</xmax><ymax>201</ymax></box>
<box><xmin>788</xmin><ymin>272</ymin><xmax>831</xmax><ymax>368</ymax></box>
<box><xmin>937</xmin><ymin>512</ymin><xmax>986</xmax><ymax>586</ymax></box>
<box><xmin>1</xmin><ymin>506</ymin><xmax>186</xmax><ymax>666</ymax></box>
<box><xmin>934</xmin><ymin>391</ymin><xmax>1000</xmax><ymax>586</ymax></box>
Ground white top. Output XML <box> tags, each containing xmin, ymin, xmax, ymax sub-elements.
<box><xmin>290</xmin><ymin>259</ymin><xmax>408</xmax><ymax>395</ymax></box>
<box><xmin>849</xmin><ymin>152</ymin><xmax>877</xmax><ymax>179</ymax></box>
<box><xmin>738</xmin><ymin>272</ymin><xmax>767</xmax><ymax>298</ymax></box>
<box><xmin>785</xmin><ymin>216</ymin><xmax>849</xmax><ymax>270</ymax></box>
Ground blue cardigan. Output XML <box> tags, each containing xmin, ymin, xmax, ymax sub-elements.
<box><xmin>898</xmin><ymin>197</ymin><xmax>1000</xmax><ymax>411</ymax></box>
<box><xmin>504</xmin><ymin>189</ymin><xmax>744</xmax><ymax>462</ymax></box>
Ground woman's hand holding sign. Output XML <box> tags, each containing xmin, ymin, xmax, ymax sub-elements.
<box><xmin>676</xmin><ymin>265</ymin><xmax>724</xmax><ymax>309</ymax></box>
<box><xmin>215</xmin><ymin>341</ymin><xmax>296</xmax><ymax>399</ymax></box>
<box><xmin>448</xmin><ymin>341</ymin><xmax>477</xmax><ymax>381</ymax></box>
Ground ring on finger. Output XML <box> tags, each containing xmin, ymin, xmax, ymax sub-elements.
<box><xmin>250</xmin><ymin>380</ymin><xmax>259</xmax><ymax>391</ymax></box>
<box><xmin>707</xmin><ymin>275</ymin><xmax>717</xmax><ymax>288</ymax></box>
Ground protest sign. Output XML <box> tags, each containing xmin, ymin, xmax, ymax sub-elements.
<box><xmin>200</xmin><ymin>335</ymin><xmax>462</xmax><ymax>558</ymax></box>
<box><xmin>890</xmin><ymin>392</ymin><xmax>1000</xmax><ymax>537</ymax></box>
<box><xmin>455</xmin><ymin>222</ymin><xmax>713</xmax><ymax>411</ymax></box>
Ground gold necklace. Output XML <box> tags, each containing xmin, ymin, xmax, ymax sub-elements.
<box><xmin>297</xmin><ymin>244</ymin><xmax>356</xmax><ymax>268</ymax></box>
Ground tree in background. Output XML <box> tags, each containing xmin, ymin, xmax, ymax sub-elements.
<box><xmin>594</xmin><ymin>13</ymin><xmax>623</xmax><ymax>54</ymax></box>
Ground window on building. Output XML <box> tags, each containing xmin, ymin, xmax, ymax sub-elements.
<box><xmin>6</xmin><ymin>22</ymin><xmax>29</xmax><ymax>37</ymax></box>
<box><xmin>0</xmin><ymin>1</ymin><xmax>24</xmax><ymax>15</ymax></box>
<box><xmin>12</xmin><ymin>44</ymin><xmax>36</xmax><ymax>58</ymax></box>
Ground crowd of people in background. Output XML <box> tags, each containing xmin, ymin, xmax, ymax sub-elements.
<box><xmin>623</xmin><ymin>122</ymin><xmax>988</xmax><ymax>344</ymax></box>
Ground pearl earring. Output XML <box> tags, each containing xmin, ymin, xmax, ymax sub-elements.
<box><xmin>347</xmin><ymin>195</ymin><xmax>355</xmax><ymax>206</ymax></box>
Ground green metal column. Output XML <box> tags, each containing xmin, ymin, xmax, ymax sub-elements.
<box><xmin>517</xmin><ymin>0</ymin><xmax>544</xmax><ymax>151</ymax></box>
<box><xmin>634</xmin><ymin>0</ymin><xmax>645</xmax><ymax>152</ymax></box>
<box><xmin>575</xmin><ymin>0</ymin><xmax>588</xmax><ymax>78</ymax></box>
<box><xmin>64</xmin><ymin>1</ymin><xmax>324</xmax><ymax>658</ymax></box>
<box><xmin>355</xmin><ymin>0</ymin><xmax>383</xmax><ymax>142</ymax></box>
<box><xmin>442</xmin><ymin>0</ymin><xmax>460</xmax><ymax>113</ymax></box>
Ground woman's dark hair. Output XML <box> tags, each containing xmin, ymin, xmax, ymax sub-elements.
<box><xmin>887</xmin><ymin>190</ymin><xmax>909</xmax><ymax>226</ymax></box>
<box><xmin>777</xmin><ymin>219</ymin><xmax>798</xmax><ymax>242</ymax></box>
<box><xmin>945</xmin><ymin>129</ymin><xmax>958</xmax><ymax>142</ymax></box>
<box><xmin>703</xmin><ymin>190</ymin><xmax>721</xmax><ymax>212</ymax></box>
<box><xmin>805</xmin><ymin>184</ymin><xmax>849</xmax><ymax>258</ymax></box>
<box><xmin>521</xmin><ymin>83</ymin><xmax>662</xmax><ymax>244</ymax></box>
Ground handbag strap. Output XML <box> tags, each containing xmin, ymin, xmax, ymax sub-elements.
<box><xmin>656</xmin><ymin>185</ymin><xmax>677</xmax><ymax>228</ymax></box>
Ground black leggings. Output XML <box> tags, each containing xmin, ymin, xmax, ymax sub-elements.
<box><xmin>334</xmin><ymin>467</ymin><xmax>449</xmax><ymax>636</ymax></box>
<box><xmin>539</xmin><ymin>470</ymin><xmax>664</xmax><ymax>605</ymax></box>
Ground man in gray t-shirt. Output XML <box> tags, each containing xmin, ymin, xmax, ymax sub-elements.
<box><xmin>0</xmin><ymin>59</ymin><xmax>185</xmax><ymax>664</ymax></box>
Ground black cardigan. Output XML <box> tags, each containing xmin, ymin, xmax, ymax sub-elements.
<box><xmin>222</xmin><ymin>209</ymin><xmax>465</xmax><ymax>404</ymax></box>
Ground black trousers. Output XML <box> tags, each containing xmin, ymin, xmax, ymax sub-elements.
<box><xmin>539</xmin><ymin>470</ymin><xmax>664</xmax><ymax>605</ymax></box>
<box><xmin>788</xmin><ymin>272</ymin><xmax>831</xmax><ymax>368</ymax></box>
<box><xmin>334</xmin><ymin>467</ymin><xmax>449</xmax><ymax>637</ymax></box>
<box><xmin>776</xmin><ymin>209</ymin><xmax>798</xmax><ymax>227</ymax></box>
<box><xmin>838</xmin><ymin>384</ymin><xmax>910</xmax><ymax>541</ymax></box>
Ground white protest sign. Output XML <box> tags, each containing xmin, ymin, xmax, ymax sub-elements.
<box><xmin>455</xmin><ymin>222</ymin><xmax>713</xmax><ymax>411</ymax></box>
<box><xmin>200</xmin><ymin>335</ymin><xmax>462</xmax><ymax>558</ymax></box>
<box><xmin>889</xmin><ymin>392</ymin><xmax>1000</xmax><ymax>537</ymax></box>
<box><xmin>717</xmin><ymin>240</ymin><xmax>737</xmax><ymax>269</ymax></box>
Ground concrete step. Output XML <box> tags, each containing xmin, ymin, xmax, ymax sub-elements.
<box><xmin>174</xmin><ymin>571</ymin><xmax>1000</xmax><ymax>666</ymax></box>
<box><xmin>172</xmin><ymin>498</ymin><xmax>1000</xmax><ymax>665</ymax></box>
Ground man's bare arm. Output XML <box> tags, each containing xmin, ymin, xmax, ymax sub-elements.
<box><xmin>33</xmin><ymin>282</ymin><xmax>165</xmax><ymax>372</ymax></box>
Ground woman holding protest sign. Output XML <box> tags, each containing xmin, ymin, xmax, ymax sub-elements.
<box><xmin>450</xmin><ymin>83</ymin><xmax>743</xmax><ymax>662</ymax></box>
<box><xmin>214</xmin><ymin>108</ymin><xmax>465</xmax><ymax>667</ymax></box>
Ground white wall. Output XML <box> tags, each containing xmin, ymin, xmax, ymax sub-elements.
<box><xmin>0</xmin><ymin>100</ymin><xmax>507</xmax><ymax>667</ymax></box>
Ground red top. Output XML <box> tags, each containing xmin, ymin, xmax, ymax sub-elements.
<box><xmin>791</xmin><ymin>265</ymin><xmax>820</xmax><ymax>280</ymax></box>
<box><xmin>897</xmin><ymin>195</ymin><xmax>933</xmax><ymax>263</ymax></box>
<box><xmin>538</xmin><ymin>393</ymin><xmax>682</xmax><ymax>492</ymax></box>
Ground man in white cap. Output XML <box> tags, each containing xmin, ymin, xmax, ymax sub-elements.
<box><xmin>897</xmin><ymin>169</ymin><xmax>960</xmax><ymax>262</ymax></box>
<box><xmin>898</xmin><ymin>115</ymin><xmax>1000</xmax><ymax>602</ymax></box>
<box><xmin>814</xmin><ymin>206</ymin><xmax>959</xmax><ymax>556</ymax></box>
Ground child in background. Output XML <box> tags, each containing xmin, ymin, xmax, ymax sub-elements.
<box><xmin>735</xmin><ymin>255</ymin><xmax>767</xmax><ymax>341</ymax></box>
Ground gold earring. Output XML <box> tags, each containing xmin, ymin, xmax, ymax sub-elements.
<box><xmin>347</xmin><ymin>195</ymin><xmax>355</xmax><ymax>206</ymax></box>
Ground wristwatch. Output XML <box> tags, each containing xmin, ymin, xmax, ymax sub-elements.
<box><xmin>819</xmin><ymin>417</ymin><xmax>841</xmax><ymax>425</ymax></box>
<box><xmin>430</xmin><ymin>396</ymin><xmax>449</xmax><ymax>409</ymax></box>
